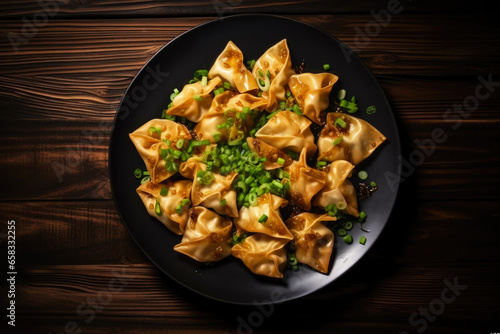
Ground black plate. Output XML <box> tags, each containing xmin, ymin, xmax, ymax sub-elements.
<box><xmin>109</xmin><ymin>14</ymin><xmax>401</xmax><ymax>305</ymax></box>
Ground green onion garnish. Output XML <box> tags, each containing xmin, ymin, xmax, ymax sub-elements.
<box><xmin>337</xmin><ymin>228</ymin><xmax>346</xmax><ymax>236</ymax></box>
<box><xmin>155</xmin><ymin>199</ymin><xmax>162</xmax><ymax>216</ymax></box>
<box><xmin>334</xmin><ymin>117</ymin><xmax>347</xmax><ymax>129</ymax></box>
<box><xmin>337</xmin><ymin>89</ymin><xmax>346</xmax><ymax>100</ymax></box>
<box><xmin>219</xmin><ymin>199</ymin><xmax>227</xmax><ymax>206</ymax></box>
<box><xmin>160</xmin><ymin>187</ymin><xmax>168</xmax><ymax>196</ymax></box>
<box><xmin>148</xmin><ymin>126</ymin><xmax>161</xmax><ymax>136</ymax></box>
<box><xmin>277</xmin><ymin>157</ymin><xmax>285</xmax><ymax>165</ymax></box>
<box><xmin>333</xmin><ymin>137</ymin><xmax>343</xmax><ymax>146</ymax></box>
<box><xmin>358</xmin><ymin>211</ymin><xmax>367</xmax><ymax>223</ymax></box>
<box><xmin>359</xmin><ymin>236</ymin><xmax>367</xmax><ymax>245</ymax></box>
<box><xmin>176</xmin><ymin>138</ymin><xmax>185</xmax><ymax>149</ymax></box>
<box><xmin>213</xmin><ymin>87</ymin><xmax>225</xmax><ymax>95</ymax></box>
<box><xmin>258</xmin><ymin>214</ymin><xmax>268</xmax><ymax>223</ymax></box>
<box><xmin>316</xmin><ymin>160</ymin><xmax>327</xmax><ymax>168</ymax></box>
<box><xmin>343</xmin><ymin>234</ymin><xmax>353</xmax><ymax>244</ymax></box>
<box><xmin>292</xmin><ymin>104</ymin><xmax>302</xmax><ymax>116</ymax></box>
<box><xmin>323</xmin><ymin>64</ymin><xmax>330</xmax><ymax>71</ymax></box>
<box><xmin>134</xmin><ymin>168</ymin><xmax>142</xmax><ymax>179</ymax></box>
<box><xmin>212</xmin><ymin>132</ymin><xmax>222</xmax><ymax>142</ymax></box>
<box><xmin>193</xmin><ymin>95</ymin><xmax>203</xmax><ymax>101</ymax></box>
<box><xmin>370</xmin><ymin>181</ymin><xmax>377</xmax><ymax>187</ymax></box>
<box><xmin>358</xmin><ymin>170</ymin><xmax>368</xmax><ymax>180</ymax></box>
<box><xmin>344</xmin><ymin>221</ymin><xmax>353</xmax><ymax>230</ymax></box>
<box><xmin>201</xmin><ymin>76</ymin><xmax>208</xmax><ymax>86</ymax></box>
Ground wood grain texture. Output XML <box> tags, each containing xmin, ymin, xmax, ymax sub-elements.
<box><xmin>2</xmin><ymin>198</ymin><xmax>499</xmax><ymax>333</ymax></box>
<box><xmin>1</xmin><ymin>117</ymin><xmax>499</xmax><ymax>201</ymax></box>
<box><xmin>1</xmin><ymin>2</ymin><xmax>500</xmax><ymax>333</ymax></box>
<box><xmin>1</xmin><ymin>15</ymin><xmax>499</xmax><ymax>78</ymax></box>
<box><xmin>0</xmin><ymin>0</ymin><xmax>496</xmax><ymax>19</ymax></box>
<box><xmin>1</xmin><ymin>200</ymin><xmax>498</xmax><ymax>266</ymax></box>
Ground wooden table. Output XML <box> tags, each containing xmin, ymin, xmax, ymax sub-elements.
<box><xmin>1</xmin><ymin>1</ymin><xmax>499</xmax><ymax>333</ymax></box>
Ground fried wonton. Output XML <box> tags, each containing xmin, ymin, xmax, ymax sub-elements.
<box><xmin>246</xmin><ymin>137</ymin><xmax>293</xmax><ymax>170</ymax></box>
<box><xmin>255</xmin><ymin>110</ymin><xmax>317</xmax><ymax>157</ymax></box>
<box><xmin>285</xmin><ymin>213</ymin><xmax>336</xmax><ymax>274</ymax></box>
<box><xmin>208</xmin><ymin>41</ymin><xmax>259</xmax><ymax>94</ymax></box>
<box><xmin>231</xmin><ymin>234</ymin><xmax>288</xmax><ymax>278</ymax></box>
<box><xmin>233</xmin><ymin>193</ymin><xmax>293</xmax><ymax>240</ymax></box>
<box><xmin>252</xmin><ymin>39</ymin><xmax>295</xmax><ymax>112</ymax></box>
<box><xmin>313</xmin><ymin>160</ymin><xmax>359</xmax><ymax>218</ymax></box>
<box><xmin>165</xmin><ymin>77</ymin><xmax>221</xmax><ymax>122</ymax></box>
<box><xmin>317</xmin><ymin>112</ymin><xmax>386</xmax><ymax>165</ymax></box>
<box><xmin>129</xmin><ymin>119</ymin><xmax>192</xmax><ymax>183</ymax></box>
<box><xmin>288</xmin><ymin>72</ymin><xmax>338</xmax><ymax>125</ymax></box>
<box><xmin>136</xmin><ymin>179</ymin><xmax>192</xmax><ymax>235</ymax></box>
<box><xmin>284</xmin><ymin>148</ymin><xmax>326</xmax><ymax>211</ymax></box>
<box><xmin>194</xmin><ymin>90</ymin><xmax>265</xmax><ymax>143</ymax></box>
<box><xmin>174</xmin><ymin>206</ymin><xmax>233</xmax><ymax>262</ymax></box>
<box><xmin>179</xmin><ymin>157</ymin><xmax>239</xmax><ymax>217</ymax></box>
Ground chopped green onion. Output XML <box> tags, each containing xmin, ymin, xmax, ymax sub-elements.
<box><xmin>366</xmin><ymin>105</ymin><xmax>376</xmax><ymax>114</ymax></box>
<box><xmin>248</xmin><ymin>193</ymin><xmax>258</xmax><ymax>207</ymax></box>
<box><xmin>358</xmin><ymin>211</ymin><xmax>367</xmax><ymax>223</ymax></box>
<box><xmin>337</xmin><ymin>89</ymin><xmax>346</xmax><ymax>100</ymax></box>
<box><xmin>219</xmin><ymin>199</ymin><xmax>227</xmax><ymax>206</ymax></box>
<box><xmin>343</xmin><ymin>234</ymin><xmax>353</xmax><ymax>244</ymax></box>
<box><xmin>201</xmin><ymin>75</ymin><xmax>208</xmax><ymax>86</ymax></box>
<box><xmin>181</xmin><ymin>198</ymin><xmax>190</xmax><ymax>206</ymax></box>
<box><xmin>155</xmin><ymin>199</ymin><xmax>162</xmax><ymax>216</ymax></box>
<box><xmin>140</xmin><ymin>176</ymin><xmax>150</xmax><ymax>184</ymax></box>
<box><xmin>193</xmin><ymin>95</ymin><xmax>203</xmax><ymax>101</ymax></box>
<box><xmin>176</xmin><ymin>138</ymin><xmax>185</xmax><ymax>149</ymax></box>
<box><xmin>334</xmin><ymin>117</ymin><xmax>347</xmax><ymax>129</ymax></box>
<box><xmin>358</xmin><ymin>170</ymin><xmax>368</xmax><ymax>180</ymax></box>
<box><xmin>316</xmin><ymin>160</ymin><xmax>327</xmax><ymax>168</ymax></box>
<box><xmin>258</xmin><ymin>69</ymin><xmax>265</xmax><ymax>78</ymax></box>
<box><xmin>247</xmin><ymin>59</ymin><xmax>256</xmax><ymax>70</ymax></box>
<box><xmin>160</xmin><ymin>187</ymin><xmax>168</xmax><ymax>196</ymax></box>
<box><xmin>359</xmin><ymin>236</ymin><xmax>367</xmax><ymax>245</ymax></box>
<box><xmin>370</xmin><ymin>181</ymin><xmax>377</xmax><ymax>187</ymax></box>
<box><xmin>336</xmin><ymin>201</ymin><xmax>347</xmax><ymax>210</ymax></box>
<box><xmin>292</xmin><ymin>104</ymin><xmax>303</xmax><ymax>115</ymax></box>
<box><xmin>272</xmin><ymin>180</ymin><xmax>284</xmax><ymax>189</ymax></box>
<box><xmin>148</xmin><ymin>126</ymin><xmax>161</xmax><ymax>136</ymax></box>
<box><xmin>323</xmin><ymin>64</ymin><xmax>330</xmax><ymax>71</ymax></box>
<box><xmin>212</xmin><ymin>132</ymin><xmax>222</xmax><ymax>142</ymax></box>
<box><xmin>333</xmin><ymin>137</ymin><xmax>343</xmax><ymax>146</ymax></box>
<box><xmin>258</xmin><ymin>214</ymin><xmax>268</xmax><ymax>223</ymax></box>
<box><xmin>344</xmin><ymin>221</ymin><xmax>353</xmax><ymax>230</ymax></box>
<box><xmin>277</xmin><ymin>157</ymin><xmax>285</xmax><ymax>165</ymax></box>
<box><xmin>257</xmin><ymin>75</ymin><xmax>270</xmax><ymax>92</ymax></box>
<box><xmin>134</xmin><ymin>168</ymin><xmax>142</xmax><ymax>179</ymax></box>
<box><xmin>213</xmin><ymin>87</ymin><xmax>225</xmax><ymax>95</ymax></box>
<box><xmin>337</xmin><ymin>228</ymin><xmax>346</xmax><ymax>236</ymax></box>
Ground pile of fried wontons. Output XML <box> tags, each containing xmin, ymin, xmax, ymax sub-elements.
<box><xmin>129</xmin><ymin>39</ymin><xmax>386</xmax><ymax>278</ymax></box>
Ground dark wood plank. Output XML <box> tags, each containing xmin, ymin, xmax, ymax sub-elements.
<box><xmin>2</xmin><ymin>75</ymin><xmax>499</xmax><ymax>120</ymax></box>
<box><xmin>1</xmin><ymin>200</ymin><xmax>498</xmax><ymax>266</ymax></box>
<box><xmin>0</xmin><ymin>0</ymin><xmax>495</xmax><ymax>19</ymax></box>
<box><xmin>1</xmin><ymin>15</ymin><xmax>499</xmax><ymax>77</ymax></box>
<box><xmin>12</xmin><ymin>263</ymin><xmax>500</xmax><ymax>333</ymax></box>
<box><xmin>1</xmin><ymin>117</ymin><xmax>499</xmax><ymax>201</ymax></box>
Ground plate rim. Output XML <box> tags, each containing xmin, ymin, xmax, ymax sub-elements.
<box><xmin>108</xmin><ymin>13</ymin><xmax>402</xmax><ymax>305</ymax></box>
